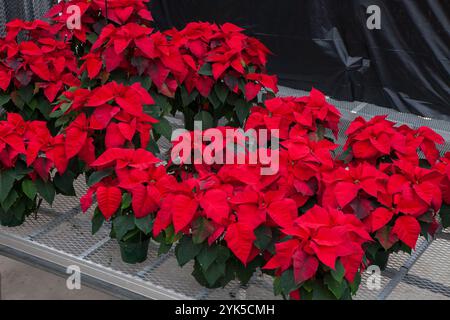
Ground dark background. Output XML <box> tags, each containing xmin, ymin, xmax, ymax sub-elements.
<box><xmin>0</xmin><ymin>0</ymin><xmax>449</xmax><ymax>119</ymax></box>
<box><xmin>149</xmin><ymin>0</ymin><xmax>450</xmax><ymax>120</ymax></box>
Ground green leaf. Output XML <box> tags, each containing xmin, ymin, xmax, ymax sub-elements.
<box><xmin>208</xmin><ymin>91</ymin><xmax>222</xmax><ymax>110</ymax></box>
<box><xmin>121</xmin><ymin>193</ymin><xmax>132</xmax><ymax>210</ymax></box>
<box><xmin>152</xmin><ymin>93</ymin><xmax>172</xmax><ymax>115</ymax></box>
<box><xmin>22</xmin><ymin>179</ymin><xmax>37</xmax><ymax>200</ymax></box>
<box><xmin>87</xmin><ymin>169</ymin><xmax>113</xmax><ymax>187</ymax></box>
<box><xmin>194</xmin><ymin>111</ymin><xmax>214</xmax><ymax>130</ymax></box>
<box><xmin>146</xmin><ymin>138</ymin><xmax>160</xmax><ymax>155</ymax></box>
<box><xmin>331</xmin><ymin>260</ymin><xmax>346</xmax><ymax>282</ymax></box>
<box><xmin>54</xmin><ymin>171</ymin><xmax>76</xmax><ymax>196</ymax></box>
<box><xmin>12</xmin><ymin>200</ymin><xmax>26</xmax><ymax>221</ymax></box>
<box><xmin>197</xmin><ymin>245</ymin><xmax>219</xmax><ymax>271</ymax></box>
<box><xmin>153</xmin><ymin>117</ymin><xmax>173</xmax><ymax>140</ymax></box>
<box><xmin>278</xmin><ymin>269</ymin><xmax>298</xmax><ymax>296</ymax></box>
<box><xmin>216</xmin><ymin>245</ymin><xmax>231</xmax><ymax>264</ymax></box>
<box><xmin>234</xmin><ymin>99</ymin><xmax>250</xmax><ymax>125</ymax></box>
<box><xmin>18</xmin><ymin>85</ymin><xmax>34</xmax><ymax>104</ymax></box>
<box><xmin>86</xmin><ymin>32</ymin><xmax>98</xmax><ymax>44</ymax></box>
<box><xmin>311</xmin><ymin>282</ymin><xmax>336</xmax><ymax>300</ymax></box>
<box><xmin>35</xmin><ymin>179</ymin><xmax>56</xmax><ymax>205</ymax></box>
<box><xmin>135</xmin><ymin>215</ymin><xmax>153</xmax><ymax>235</ymax></box>
<box><xmin>202</xmin><ymin>261</ymin><xmax>226</xmax><ymax>286</ymax></box>
<box><xmin>180</xmin><ymin>86</ymin><xmax>198</xmax><ymax>107</ymax></box>
<box><xmin>324</xmin><ymin>274</ymin><xmax>346</xmax><ymax>299</ymax></box>
<box><xmin>113</xmin><ymin>215</ymin><xmax>136</xmax><ymax>241</ymax></box>
<box><xmin>349</xmin><ymin>272</ymin><xmax>361</xmax><ymax>295</ymax></box>
<box><xmin>35</xmin><ymin>98</ymin><xmax>51</xmax><ymax>117</ymax></box>
<box><xmin>54</xmin><ymin>114</ymin><xmax>73</xmax><ymax>128</ymax></box>
<box><xmin>164</xmin><ymin>224</ymin><xmax>181</xmax><ymax>244</ymax></box>
<box><xmin>440</xmin><ymin>203</ymin><xmax>450</xmax><ymax>229</ymax></box>
<box><xmin>158</xmin><ymin>241</ymin><xmax>172</xmax><ymax>255</ymax></box>
<box><xmin>10</xmin><ymin>91</ymin><xmax>24</xmax><ymax>109</ymax></box>
<box><xmin>198</xmin><ymin>63</ymin><xmax>213</xmax><ymax>76</ymax></box>
<box><xmin>92</xmin><ymin>207</ymin><xmax>105</xmax><ymax>235</ymax></box>
<box><xmin>175</xmin><ymin>236</ymin><xmax>203</xmax><ymax>267</ymax></box>
<box><xmin>254</xmin><ymin>225</ymin><xmax>272</xmax><ymax>250</ymax></box>
<box><xmin>0</xmin><ymin>170</ymin><xmax>16</xmax><ymax>203</ymax></box>
<box><xmin>235</xmin><ymin>256</ymin><xmax>265</xmax><ymax>285</ymax></box>
<box><xmin>136</xmin><ymin>76</ymin><xmax>152</xmax><ymax>90</ymax></box>
<box><xmin>14</xmin><ymin>161</ymin><xmax>33</xmax><ymax>179</ymax></box>
<box><xmin>0</xmin><ymin>93</ymin><xmax>11</xmax><ymax>107</ymax></box>
<box><xmin>192</xmin><ymin>217</ymin><xmax>215</xmax><ymax>244</ymax></box>
<box><xmin>214</xmin><ymin>83</ymin><xmax>228</xmax><ymax>104</ymax></box>
<box><xmin>2</xmin><ymin>189</ymin><xmax>18</xmax><ymax>211</ymax></box>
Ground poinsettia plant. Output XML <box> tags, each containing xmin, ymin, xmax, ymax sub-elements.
<box><xmin>80</xmin><ymin>147</ymin><xmax>171</xmax><ymax>263</ymax></box>
<box><xmin>433</xmin><ymin>153</ymin><xmax>450</xmax><ymax>229</ymax></box>
<box><xmin>45</xmin><ymin>0</ymin><xmax>153</xmax><ymax>50</ymax></box>
<box><xmin>0</xmin><ymin>113</ymin><xmax>72</xmax><ymax>226</ymax></box>
<box><xmin>245</xmin><ymin>89</ymin><xmax>341</xmax><ymax>141</ymax></box>
<box><xmin>149</xmin><ymin>89</ymin><xmax>343</xmax><ymax>291</ymax></box>
<box><xmin>165</xmin><ymin>22</ymin><xmax>278</xmax><ymax>129</ymax></box>
<box><xmin>263</xmin><ymin>205</ymin><xmax>372</xmax><ymax>300</ymax></box>
<box><xmin>51</xmin><ymin>81</ymin><xmax>159</xmax><ymax>167</ymax></box>
<box><xmin>323</xmin><ymin>116</ymin><xmax>446</xmax><ymax>268</ymax></box>
<box><xmin>0</xmin><ymin>19</ymin><xmax>79</xmax><ymax>128</ymax></box>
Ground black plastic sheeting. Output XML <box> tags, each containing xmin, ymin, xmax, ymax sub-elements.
<box><xmin>150</xmin><ymin>0</ymin><xmax>450</xmax><ymax>120</ymax></box>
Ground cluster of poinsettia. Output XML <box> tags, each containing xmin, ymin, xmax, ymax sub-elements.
<box><xmin>0</xmin><ymin>113</ymin><xmax>71</xmax><ymax>226</ymax></box>
<box><xmin>245</xmin><ymin>88</ymin><xmax>341</xmax><ymax>140</ymax></box>
<box><xmin>0</xmin><ymin>113</ymin><xmax>68</xmax><ymax>173</ymax></box>
<box><xmin>165</xmin><ymin>22</ymin><xmax>278</xmax><ymax>99</ymax></box>
<box><xmin>79</xmin><ymin>147</ymin><xmax>179</xmax><ymax>256</ymax></box>
<box><xmin>114</xmin><ymin>89</ymin><xmax>370</xmax><ymax>298</ymax></box>
<box><xmin>0</xmin><ymin>19</ymin><xmax>79</xmax><ymax>99</ymax></box>
<box><xmin>45</xmin><ymin>0</ymin><xmax>153</xmax><ymax>42</ymax></box>
<box><xmin>71</xmin><ymin>9</ymin><xmax>277</xmax><ymax>129</ymax></box>
<box><xmin>80</xmin><ymin>147</ymin><xmax>165</xmax><ymax>219</ymax></box>
<box><xmin>0</xmin><ymin>19</ymin><xmax>79</xmax><ymax>122</ymax></box>
<box><xmin>2</xmin><ymin>0</ymin><xmax>449</xmax><ymax>301</ymax></box>
<box><xmin>51</xmin><ymin>81</ymin><xmax>158</xmax><ymax>167</ymax></box>
<box><xmin>321</xmin><ymin>115</ymin><xmax>446</xmax><ymax>265</ymax></box>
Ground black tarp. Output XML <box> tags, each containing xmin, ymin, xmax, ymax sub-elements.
<box><xmin>150</xmin><ymin>0</ymin><xmax>450</xmax><ymax>120</ymax></box>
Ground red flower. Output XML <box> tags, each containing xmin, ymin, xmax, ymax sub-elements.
<box><xmin>321</xmin><ymin>162</ymin><xmax>387</xmax><ymax>212</ymax></box>
<box><xmin>0</xmin><ymin>32</ymin><xmax>79</xmax><ymax>103</ymax></box>
<box><xmin>387</xmin><ymin>160</ymin><xmax>442</xmax><ymax>217</ymax></box>
<box><xmin>264</xmin><ymin>206</ymin><xmax>371</xmax><ymax>284</ymax></box>
<box><xmin>245</xmin><ymin>89</ymin><xmax>340</xmax><ymax>140</ymax></box>
<box><xmin>345</xmin><ymin>116</ymin><xmax>444</xmax><ymax>166</ymax></box>
<box><xmin>46</xmin><ymin>0</ymin><xmax>152</xmax><ymax>42</ymax></box>
<box><xmin>56</xmin><ymin>82</ymin><xmax>158</xmax><ymax>164</ymax></box>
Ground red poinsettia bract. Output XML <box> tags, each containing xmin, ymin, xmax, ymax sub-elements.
<box><xmin>264</xmin><ymin>206</ymin><xmax>371</xmax><ymax>287</ymax></box>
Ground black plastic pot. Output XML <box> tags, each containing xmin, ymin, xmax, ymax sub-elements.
<box><xmin>118</xmin><ymin>237</ymin><xmax>151</xmax><ymax>264</ymax></box>
<box><xmin>373</xmin><ymin>249</ymin><xmax>390</xmax><ymax>271</ymax></box>
<box><xmin>0</xmin><ymin>207</ymin><xmax>27</xmax><ymax>227</ymax></box>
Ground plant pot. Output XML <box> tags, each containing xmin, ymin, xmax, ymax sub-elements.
<box><xmin>118</xmin><ymin>237</ymin><xmax>150</xmax><ymax>264</ymax></box>
<box><xmin>373</xmin><ymin>249</ymin><xmax>390</xmax><ymax>271</ymax></box>
<box><xmin>0</xmin><ymin>207</ymin><xmax>27</xmax><ymax>227</ymax></box>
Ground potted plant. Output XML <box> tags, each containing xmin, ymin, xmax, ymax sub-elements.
<box><xmin>0</xmin><ymin>19</ymin><xmax>80</xmax><ymax>129</ymax></box>
<box><xmin>322</xmin><ymin>115</ymin><xmax>445</xmax><ymax>269</ymax></box>
<box><xmin>81</xmin><ymin>147</ymin><xmax>173</xmax><ymax>264</ymax></box>
<box><xmin>0</xmin><ymin>113</ymin><xmax>70</xmax><ymax>226</ymax></box>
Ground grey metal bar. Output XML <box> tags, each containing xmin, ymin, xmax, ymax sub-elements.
<box><xmin>136</xmin><ymin>245</ymin><xmax>174</xmax><ymax>277</ymax></box>
<box><xmin>0</xmin><ymin>231</ymin><xmax>191</xmax><ymax>300</ymax></box>
<box><xmin>377</xmin><ymin>236</ymin><xmax>435</xmax><ymax>300</ymax></box>
<box><xmin>28</xmin><ymin>206</ymin><xmax>81</xmax><ymax>239</ymax></box>
<box><xmin>78</xmin><ymin>236</ymin><xmax>111</xmax><ymax>259</ymax></box>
